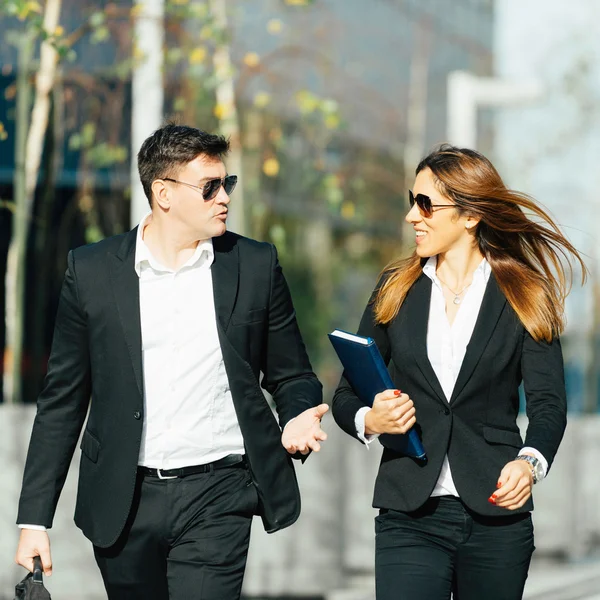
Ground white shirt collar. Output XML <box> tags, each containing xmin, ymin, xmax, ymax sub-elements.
<box><xmin>134</xmin><ymin>212</ymin><xmax>214</xmax><ymax>277</ymax></box>
<box><xmin>422</xmin><ymin>255</ymin><xmax>491</xmax><ymax>285</ymax></box>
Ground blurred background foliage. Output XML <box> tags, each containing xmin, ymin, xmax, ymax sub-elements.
<box><xmin>0</xmin><ymin>0</ymin><xmax>495</xmax><ymax>403</ymax></box>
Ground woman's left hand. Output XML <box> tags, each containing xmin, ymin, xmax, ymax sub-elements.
<box><xmin>489</xmin><ymin>459</ymin><xmax>534</xmax><ymax>510</ymax></box>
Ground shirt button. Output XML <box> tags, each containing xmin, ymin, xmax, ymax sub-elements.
<box><xmin>133</xmin><ymin>411</ymin><xmax>141</xmax><ymax>420</ymax></box>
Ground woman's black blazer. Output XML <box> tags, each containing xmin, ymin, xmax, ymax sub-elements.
<box><xmin>332</xmin><ymin>272</ymin><xmax>567</xmax><ymax>516</ymax></box>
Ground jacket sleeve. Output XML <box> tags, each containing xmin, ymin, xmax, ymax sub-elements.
<box><xmin>260</xmin><ymin>244</ymin><xmax>322</xmax><ymax>429</ymax></box>
<box><xmin>521</xmin><ymin>332</ymin><xmax>567</xmax><ymax>472</ymax></box>
<box><xmin>17</xmin><ymin>250</ymin><xmax>92</xmax><ymax>527</ymax></box>
<box><xmin>331</xmin><ymin>278</ymin><xmax>391</xmax><ymax>443</ymax></box>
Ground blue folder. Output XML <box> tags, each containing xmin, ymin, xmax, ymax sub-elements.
<box><xmin>329</xmin><ymin>329</ymin><xmax>426</xmax><ymax>460</ymax></box>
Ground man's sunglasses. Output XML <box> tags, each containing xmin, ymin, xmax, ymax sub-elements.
<box><xmin>409</xmin><ymin>190</ymin><xmax>457</xmax><ymax>218</ymax></box>
<box><xmin>163</xmin><ymin>175</ymin><xmax>238</xmax><ymax>201</ymax></box>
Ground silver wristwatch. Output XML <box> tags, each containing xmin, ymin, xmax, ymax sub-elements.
<box><xmin>515</xmin><ymin>455</ymin><xmax>543</xmax><ymax>484</ymax></box>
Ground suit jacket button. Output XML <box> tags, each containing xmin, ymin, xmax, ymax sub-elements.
<box><xmin>133</xmin><ymin>411</ymin><xmax>141</xmax><ymax>420</ymax></box>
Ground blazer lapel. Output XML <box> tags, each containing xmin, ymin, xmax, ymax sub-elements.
<box><xmin>404</xmin><ymin>274</ymin><xmax>447</xmax><ymax>405</ymax></box>
<box><xmin>211</xmin><ymin>233</ymin><xmax>240</xmax><ymax>333</ymax></box>
<box><xmin>109</xmin><ymin>228</ymin><xmax>143</xmax><ymax>398</ymax></box>
<box><xmin>449</xmin><ymin>274</ymin><xmax>507</xmax><ymax>404</ymax></box>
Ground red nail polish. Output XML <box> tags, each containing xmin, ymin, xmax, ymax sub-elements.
<box><xmin>496</xmin><ymin>482</ymin><xmax>502</xmax><ymax>489</ymax></box>
<box><xmin>394</xmin><ymin>390</ymin><xmax>401</xmax><ymax>396</ymax></box>
<box><xmin>488</xmin><ymin>497</ymin><xmax>496</xmax><ymax>504</ymax></box>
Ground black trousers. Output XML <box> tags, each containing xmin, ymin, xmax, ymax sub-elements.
<box><xmin>375</xmin><ymin>496</ymin><xmax>535</xmax><ymax>600</ymax></box>
<box><xmin>93</xmin><ymin>463</ymin><xmax>258</xmax><ymax>600</ymax></box>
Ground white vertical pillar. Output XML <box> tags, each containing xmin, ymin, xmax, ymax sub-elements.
<box><xmin>447</xmin><ymin>70</ymin><xmax>543</xmax><ymax>148</ymax></box>
<box><xmin>130</xmin><ymin>0</ymin><xmax>165</xmax><ymax>227</ymax></box>
<box><xmin>447</xmin><ymin>71</ymin><xmax>477</xmax><ymax>148</ymax></box>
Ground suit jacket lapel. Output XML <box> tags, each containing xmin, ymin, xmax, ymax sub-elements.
<box><xmin>404</xmin><ymin>274</ymin><xmax>447</xmax><ymax>405</ymax></box>
<box><xmin>211</xmin><ymin>233</ymin><xmax>240</xmax><ymax>333</ymax></box>
<box><xmin>109</xmin><ymin>228</ymin><xmax>143</xmax><ymax>398</ymax></box>
<box><xmin>449</xmin><ymin>274</ymin><xmax>507</xmax><ymax>404</ymax></box>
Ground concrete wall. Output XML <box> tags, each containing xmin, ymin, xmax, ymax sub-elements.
<box><xmin>1</xmin><ymin>405</ymin><xmax>598</xmax><ymax>599</ymax></box>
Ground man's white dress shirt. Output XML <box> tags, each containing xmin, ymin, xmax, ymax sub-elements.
<box><xmin>135</xmin><ymin>213</ymin><xmax>245</xmax><ymax>469</ymax></box>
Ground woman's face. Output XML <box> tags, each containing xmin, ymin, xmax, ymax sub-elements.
<box><xmin>405</xmin><ymin>168</ymin><xmax>477</xmax><ymax>258</ymax></box>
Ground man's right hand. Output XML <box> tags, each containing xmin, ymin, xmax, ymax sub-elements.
<box><xmin>365</xmin><ymin>389</ymin><xmax>416</xmax><ymax>435</ymax></box>
<box><xmin>15</xmin><ymin>529</ymin><xmax>52</xmax><ymax>576</ymax></box>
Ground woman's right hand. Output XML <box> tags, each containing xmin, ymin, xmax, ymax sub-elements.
<box><xmin>364</xmin><ymin>389</ymin><xmax>416</xmax><ymax>435</ymax></box>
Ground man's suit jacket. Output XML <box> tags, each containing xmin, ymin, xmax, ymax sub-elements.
<box><xmin>17</xmin><ymin>229</ymin><xmax>322</xmax><ymax>548</ymax></box>
<box><xmin>332</xmin><ymin>272</ymin><xmax>567</xmax><ymax>517</ymax></box>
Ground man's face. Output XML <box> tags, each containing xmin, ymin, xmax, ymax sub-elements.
<box><xmin>162</xmin><ymin>155</ymin><xmax>231</xmax><ymax>240</ymax></box>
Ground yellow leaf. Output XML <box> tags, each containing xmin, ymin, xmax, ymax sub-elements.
<box><xmin>262</xmin><ymin>158</ymin><xmax>280</xmax><ymax>178</ymax></box>
<box><xmin>189</xmin><ymin>47</ymin><xmax>206</xmax><ymax>65</ymax></box>
<box><xmin>243</xmin><ymin>52</ymin><xmax>260</xmax><ymax>68</ymax></box>
<box><xmin>253</xmin><ymin>92</ymin><xmax>271</xmax><ymax>108</ymax></box>
<box><xmin>214</xmin><ymin>102</ymin><xmax>234</xmax><ymax>120</ymax></box>
<box><xmin>295</xmin><ymin>90</ymin><xmax>319</xmax><ymax>114</ymax></box>
<box><xmin>267</xmin><ymin>19</ymin><xmax>283</xmax><ymax>34</ymax></box>
<box><xmin>4</xmin><ymin>84</ymin><xmax>16</xmax><ymax>101</ymax></box>
<box><xmin>324</xmin><ymin>114</ymin><xmax>340</xmax><ymax>130</ymax></box>
<box><xmin>133</xmin><ymin>43</ymin><xmax>145</xmax><ymax>62</ymax></box>
<box><xmin>199</xmin><ymin>25</ymin><xmax>212</xmax><ymax>39</ymax></box>
<box><xmin>18</xmin><ymin>2</ymin><xmax>41</xmax><ymax>20</ymax></box>
<box><xmin>54</xmin><ymin>25</ymin><xmax>64</xmax><ymax>37</ymax></box>
<box><xmin>341</xmin><ymin>202</ymin><xmax>355</xmax><ymax>219</ymax></box>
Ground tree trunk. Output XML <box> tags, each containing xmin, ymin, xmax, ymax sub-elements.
<box><xmin>27</xmin><ymin>88</ymin><xmax>59</xmax><ymax>402</ymax></box>
<box><xmin>130</xmin><ymin>0</ymin><xmax>165</xmax><ymax>227</ymax></box>
<box><xmin>4</xmin><ymin>0</ymin><xmax>62</xmax><ymax>403</ymax></box>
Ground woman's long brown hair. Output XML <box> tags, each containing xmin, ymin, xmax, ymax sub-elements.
<box><xmin>374</xmin><ymin>144</ymin><xmax>587</xmax><ymax>342</ymax></box>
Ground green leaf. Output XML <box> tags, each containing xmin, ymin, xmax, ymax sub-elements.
<box><xmin>89</xmin><ymin>10</ymin><xmax>105</xmax><ymax>28</ymax></box>
<box><xmin>87</xmin><ymin>143</ymin><xmax>128</xmax><ymax>168</ymax></box>
<box><xmin>85</xmin><ymin>224</ymin><xmax>104</xmax><ymax>244</ymax></box>
<box><xmin>68</xmin><ymin>133</ymin><xmax>81</xmax><ymax>151</ymax></box>
<box><xmin>91</xmin><ymin>25</ymin><xmax>109</xmax><ymax>44</ymax></box>
<box><xmin>173</xmin><ymin>96</ymin><xmax>186</xmax><ymax>112</ymax></box>
<box><xmin>166</xmin><ymin>47</ymin><xmax>184</xmax><ymax>64</ymax></box>
<box><xmin>80</xmin><ymin>122</ymin><xmax>96</xmax><ymax>148</ymax></box>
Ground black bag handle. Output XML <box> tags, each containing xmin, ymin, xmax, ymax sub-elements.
<box><xmin>32</xmin><ymin>556</ymin><xmax>43</xmax><ymax>584</ymax></box>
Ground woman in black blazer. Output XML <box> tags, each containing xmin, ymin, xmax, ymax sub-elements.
<box><xmin>332</xmin><ymin>145</ymin><xmax>586</xmax><ymax>600</ymax></box>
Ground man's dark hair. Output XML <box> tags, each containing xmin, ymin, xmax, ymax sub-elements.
<box><xmin>137</xmin><ymin>124</ymin><xmax>230</xmax><ymax>206</ymax></box>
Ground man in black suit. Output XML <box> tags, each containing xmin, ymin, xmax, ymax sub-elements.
<box><xmin>15</xmin><ymin>124</ymin><xmax>327</xmax><ymax>599</ymax></box>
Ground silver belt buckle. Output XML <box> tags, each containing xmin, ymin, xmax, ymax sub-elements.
<box><xmin>156</xmin><ymin>468</ymin><xmax>177</xmax><ymax>480</ymax></box>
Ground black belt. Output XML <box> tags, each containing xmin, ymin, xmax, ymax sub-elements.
<box><xmin>139</xmin><ymin>454</ymin><xmax>246</xmax><ymax>479</ymax></box>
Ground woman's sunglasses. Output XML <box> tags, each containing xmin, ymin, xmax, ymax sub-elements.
<box><xmin>163</xmin><ymin>175</ymin><xmax>238</xmax><ymax>201</ymax></box>
<box><xmin>409</xmin><ymin>190</ymin><xmax>456</xmax><ymax>218</ymax></box>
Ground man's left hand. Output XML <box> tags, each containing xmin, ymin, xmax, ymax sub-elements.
<box><xmin>281</xmin><ymin>404</ymin><xmax>329</xmax><ymax>455</ymax></box>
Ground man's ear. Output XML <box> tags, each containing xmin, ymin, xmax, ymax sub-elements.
<box><xmin>151</xmin><ymin>179</ymin><xmax>171</xmax><ymax>210</ymax></box>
